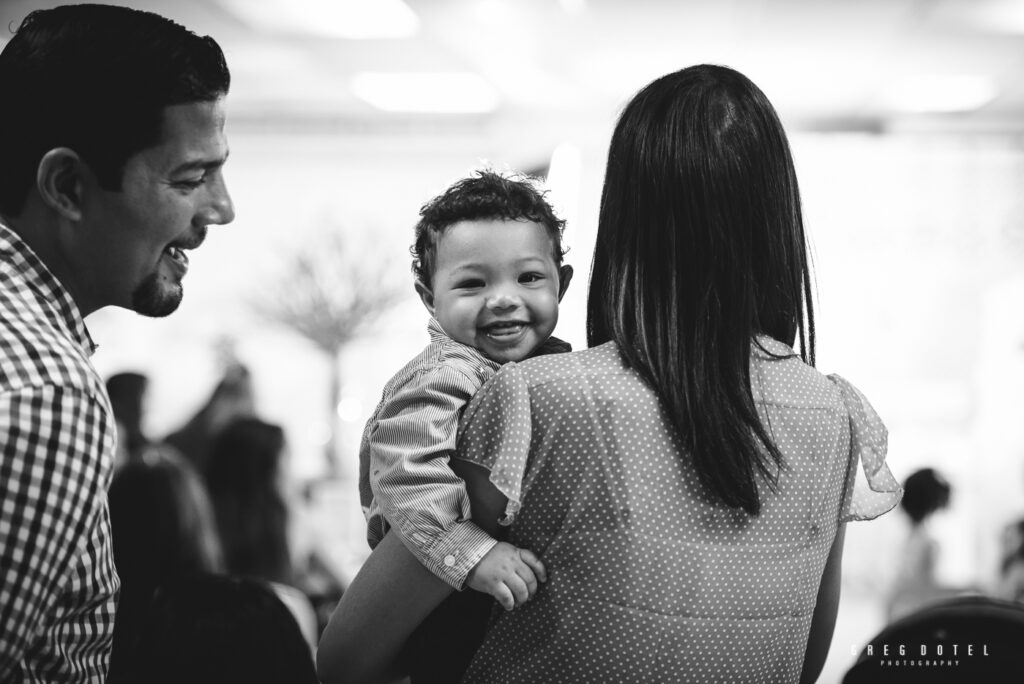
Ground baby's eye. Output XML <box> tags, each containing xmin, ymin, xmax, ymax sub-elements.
<box><xmin>455</xmin><ymin>278</ymin><xmax>485</xmax><ymax>289</ymax></box>
<box><xmin>519</xmin><ymin>272</ymin><xmax>544</xmax><ymax>284</ymax></box>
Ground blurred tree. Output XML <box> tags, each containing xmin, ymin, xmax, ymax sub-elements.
<box><xmin>253</xmin><ymin>225</ymin><xmax>406</xmax><ymax>475</ymax></box>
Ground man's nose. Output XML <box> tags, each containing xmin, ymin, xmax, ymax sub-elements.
<box><xmin>199</xmin><ymin>172</ymin><xmax>235</xmax><ymax>226</ymax></box>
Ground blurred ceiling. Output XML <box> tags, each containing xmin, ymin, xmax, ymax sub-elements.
<box><xmin>4</xmin><ymin>0</ymin><xmax>1024</xmax><ymax>134</ymax></box>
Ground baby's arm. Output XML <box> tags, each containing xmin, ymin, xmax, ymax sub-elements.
<box><xmin>451</xmin><ymin>456</ymin><xmax>547</xmax><ymax>610</ymax></box>
<box><xmin>369</xmin><ymin>365</ymin><xmax>512</xmax><ymax>589</ymax></box>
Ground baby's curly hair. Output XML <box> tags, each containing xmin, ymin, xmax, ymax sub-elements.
<box><xmin>411</xmin><ymin>169</ymin><xmax>567</xmax><ymax>285</ymax></box>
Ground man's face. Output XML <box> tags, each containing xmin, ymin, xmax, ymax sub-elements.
<box><xmin>80</xmin><ymin>98</ymin><xmax>234</xmax><ymax>316</ymax></box>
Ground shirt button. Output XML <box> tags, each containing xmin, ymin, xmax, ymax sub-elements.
<box><xmin>444</xmin><ymin>555</ymin><xmax>456</xmax><ymax>567</ymax></box>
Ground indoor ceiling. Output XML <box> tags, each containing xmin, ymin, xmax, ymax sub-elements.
<box><xmin>4</xmin><ymin>0</ymin><xmax>1024</xmax><ymax>134</ymax></box>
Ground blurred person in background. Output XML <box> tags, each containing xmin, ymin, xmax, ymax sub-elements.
<box><xmin>165</xmin><ymin>361</ymin><xmax>256</xmax><ymax>473</ymax></box>
<box><xmin>204</xmin><ymin>416</ymin><xmax>327</xmax><ymax>651</ymax></box>
<box><xmin>107</xmin><ymin>370</ymin><xmax>199</xmax><ymax>475</ymax></box>
<box><xmin>998</xmin><ymin>517</ymin><xmax>1024</xmax><ymax>602</ymax></box>
<box><xmin>106</xmin><ymin>371</ymin><xmax>159</xmax><ymax>468</ymax></box>
<box><xmin>106</xmin><ymin>449</ymin><xmax>224</xmax><ymax>682</ymax></box>
<box><xmin>0</xmin><ymin>4</ymin><xmax>233</xmax><ymax>679</ymax></box>
<box><xmin>123</xmin><ymin>573</ymin><xmax>318</xmax><ymax>684</ymax></box>
<box><xmin>885</xmin><ymin>467</ymin><xmax>977</xmax><ymax>621</ymax></box>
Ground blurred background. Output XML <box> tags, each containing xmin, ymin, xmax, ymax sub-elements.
<box><xmin>5</xmin><ymin>0</ymin><xmax>1024</xmax><ymax>679</ymax></box>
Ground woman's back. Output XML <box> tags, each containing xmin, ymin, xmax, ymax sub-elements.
<box><xmin>456</xmin><ymin>338</ymin><xmax>896</xmax><ymax>683</ymax></box>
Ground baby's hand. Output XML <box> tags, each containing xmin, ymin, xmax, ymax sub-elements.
<box><xmin>466</xmin><ymin>542</ymin><xmax>547</xmax><ymax>611</ymax></box>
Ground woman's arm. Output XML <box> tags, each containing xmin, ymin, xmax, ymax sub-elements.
<box><xmin>800</xmin><ymin>524</ymin><xmax>846</xmax><ymax>684</ymax></box>
<box><xmin>316</xmin><ymin>530</ymin><xmax>455</xmax><ymax>684</ymax></box>
<box><xmin>316</xmin><ymin>464</ymin><xmax>532</xmax><ymax>684</ymax></box>
<box><xmin>317</xmin><ymin>456</ymin><xmax>531</xmax><ymax>684</ymax></box>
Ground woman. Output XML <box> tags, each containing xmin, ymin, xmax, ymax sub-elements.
<box><xmin>107</xmin><ymin>448</ymin><xmax>224</xmax><ymax>682</ymax></box>
<box><xmin>204</xmin><ymin>417</ymin><xmax>321</xmax><ymax>651</ymax></box>
<box><xmin>885</xmin><ymin>468</ymin><xmax>973</xmax><ymax>621</ymax></box>
<box><xmin>319</xmin><ymin>64</ymin><xmax>901</xmax><ymax>683</ymax></box>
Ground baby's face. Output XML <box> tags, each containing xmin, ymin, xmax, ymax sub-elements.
<box><xmin>419</xmin><ymin>218</ymin><xmax>569</xmax><ymax>363</ymax></box>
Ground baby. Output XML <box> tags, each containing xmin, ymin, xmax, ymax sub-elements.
<box><xmin>358</xmin><ymin>170</ymin><xmax>573</xmax><ymax>610</ymax></box>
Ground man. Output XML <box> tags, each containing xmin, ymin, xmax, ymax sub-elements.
<box><xmin>0</xmin><ymin>5</ymin><xmax>234</xmax><ymax>680</ymax></box>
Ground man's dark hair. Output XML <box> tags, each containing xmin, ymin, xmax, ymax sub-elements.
<box><xmin>411</xmin><ymin>170</ymin><xmax>567</xmax><ymax>286</ymax></box>
<box><xmin>0</xmin><ymin>4</ymin><xmax>230</xmax><ymax>215</ymax></box>
<box><xmin>204</xmin><ymin>418</ymin><xmax>292</xmax><ymax>586</ymax></box>
<box><xmin>126</xmin><ymin>574</ymin><xmax>318</xmax><ymax>684</ymax></box>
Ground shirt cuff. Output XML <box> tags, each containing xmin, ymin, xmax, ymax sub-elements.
<box><xmin>420</xmin><ymin>520</ymin><xmax>498</xmax><ymax>590</ymax></box>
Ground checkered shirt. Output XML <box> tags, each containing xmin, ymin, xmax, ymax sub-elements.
<box><xmin>0</xmin><ymin>224</ymin><xmax>119</xmax><ymax>682</ymax></box>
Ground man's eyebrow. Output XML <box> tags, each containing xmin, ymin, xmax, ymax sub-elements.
<box><xmin>170</xmin><ymin>150</ymin><xmax>230</xmax><ymax>175</ymax></box>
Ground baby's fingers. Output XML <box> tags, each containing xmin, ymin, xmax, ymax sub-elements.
<box><xmin>505</xmin><ymin>574</ymin><xmax>530</xmax><ymax>608</ymax></box>
<box><xmin>518</xmin><ymin>548</ymin><xmax>547</xmax><ymax>583</ymax></box>
<box><xmin>515</xmin><ymin>564</ymin><xmax>538</xmax><ymax>598</ymax></box>
<box><xmin>492</xmin><ymin>583</ymin><xmax>515</xmax><ymax>611</ymax></box>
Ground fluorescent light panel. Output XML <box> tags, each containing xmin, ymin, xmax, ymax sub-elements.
<box><xmin>220</xmin><ymin>0</ymin><xmax>419</xmax><ymax>39</ymax></box>
<box><xmin>965</xmin><ymin>0</ymin><xmax>1024</xmax><ymax>34</ymax></box>
<box><xmin>559</xmin><ymin>0</ymin><xmax>588</xmax><ymax>14</ymax></box>
<box><xmin>351</xmin><ymin>72</ymin><xmax>499</xmax><ymax>113</ymax></box>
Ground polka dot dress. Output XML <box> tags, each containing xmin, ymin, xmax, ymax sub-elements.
<box><xmin>455</xmin><ymin>338</ymin><xmax>901</xmax><ymax>684</ymax></box>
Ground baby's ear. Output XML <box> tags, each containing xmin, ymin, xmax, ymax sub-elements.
<box><xmin>557</xmin><ymin>265</ymin><xmax>574</xmax><ymax>301</ymax></box>
<box><xmin>414</xmin><ymin>279</ymin><xmax>436</xmax><ymax>315</ymax></box>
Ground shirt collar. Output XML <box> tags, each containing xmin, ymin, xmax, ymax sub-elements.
<box><xmin>753</xmin><ymin>334</ymin><xmax>798</xmax><ymax>359</ymax></box>
<box><xmin>427</xmin><ymin>316</ymin><xmax>449</xmax><ymax>344</ymax></box>
<box><xmin>426</xmin><ymin>317</ymin><xmax>573</xmax><ymax>361</ymax></box>
<box><xmin>0</xmin><ymin>223</ymin><xmax>98</xmax><ymax>356</ymax></box>
<box><xmin>426</xmin><ymin>317</ymin><xmax>502</xmax><ymax>369</ymax></box>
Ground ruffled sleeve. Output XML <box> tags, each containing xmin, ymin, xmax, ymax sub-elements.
<box><xmin>828</xmin><ymin>374</ymin><xmax>903</xmax><ymax>522</ymax></box>
<box><xmin>455</xmin><ymin>362</ymin><xmax>534</xmax><ymax>526</ymax></box>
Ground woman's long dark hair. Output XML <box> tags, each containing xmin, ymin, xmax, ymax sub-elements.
<box><xmin>587</xmin><ymin>64</ymin><xmax>815</xmax><ymax>515</ymax></box>
<box><xmin>204</xmin><ymin>418</ymin><xmax>293</xmax><ymax>584</ymax></box>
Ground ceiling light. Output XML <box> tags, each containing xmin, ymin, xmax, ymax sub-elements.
<box><xmin>881</xmin><ymin>74</ymin><xmax>998</xmax><ymax>114</ymax></box>
<box><xmin>350</xmin><ymin>72</ymin><xmax>499</xmax><ymax>113</ymax></box>
<box><xmin>559</xmin><ymin>0</ymin><xmax>588</xmax><ymax>14</ymax></box>
<box><xmin>963</xmin><ymin>0</ymin><xmax>1024</xmax><ymax>34</ymax></box>
<box><xmin>475</xmin><ymin>0</ymin><xmax>515</xmax><ymax>26</ymax></box>
<box><xmin>220</xmin><ymin>0</ymin><xmax>419</xmax><ymax>39</ymax></box>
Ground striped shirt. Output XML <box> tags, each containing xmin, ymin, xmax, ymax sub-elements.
<box><xmin>359</xmin><ymin>318</ymin><xmax>502</xmax><ymax>589</ymax></box>
<box><xmin>0</xmin><ymin>224</ymin><xmax>119</xmax><ymax>682</ymax></box>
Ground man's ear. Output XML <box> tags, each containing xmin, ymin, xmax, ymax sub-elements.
<box><xmin>36</xmin><ymin>148</ymin><xmax>85</xmax><ymax>221</ymax></box>
<box><xmin>557</xmin><ymin>265</ymin><xmax>574</xmax><ymax>301</ymax></box>
<box><xmin>414</xmin><ymin>279</ymin><xmax>436</xmax><ymax>316</ymax></box>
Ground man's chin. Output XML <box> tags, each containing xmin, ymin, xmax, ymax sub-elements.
<box><xmin>130</xmin><ymin>279</ymin><xmax>183</xmax><ymax>318</ymax></box>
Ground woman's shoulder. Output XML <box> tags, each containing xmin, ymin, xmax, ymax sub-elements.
<box><xmin>752</xmin><ymin>335</ymin><xmax>848</xmax><ymax>409</ymax></box>
<box><xmin>514</xmin><ymin>340</ymin><xmax>629</xmax><ymax>386</ymax></box>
